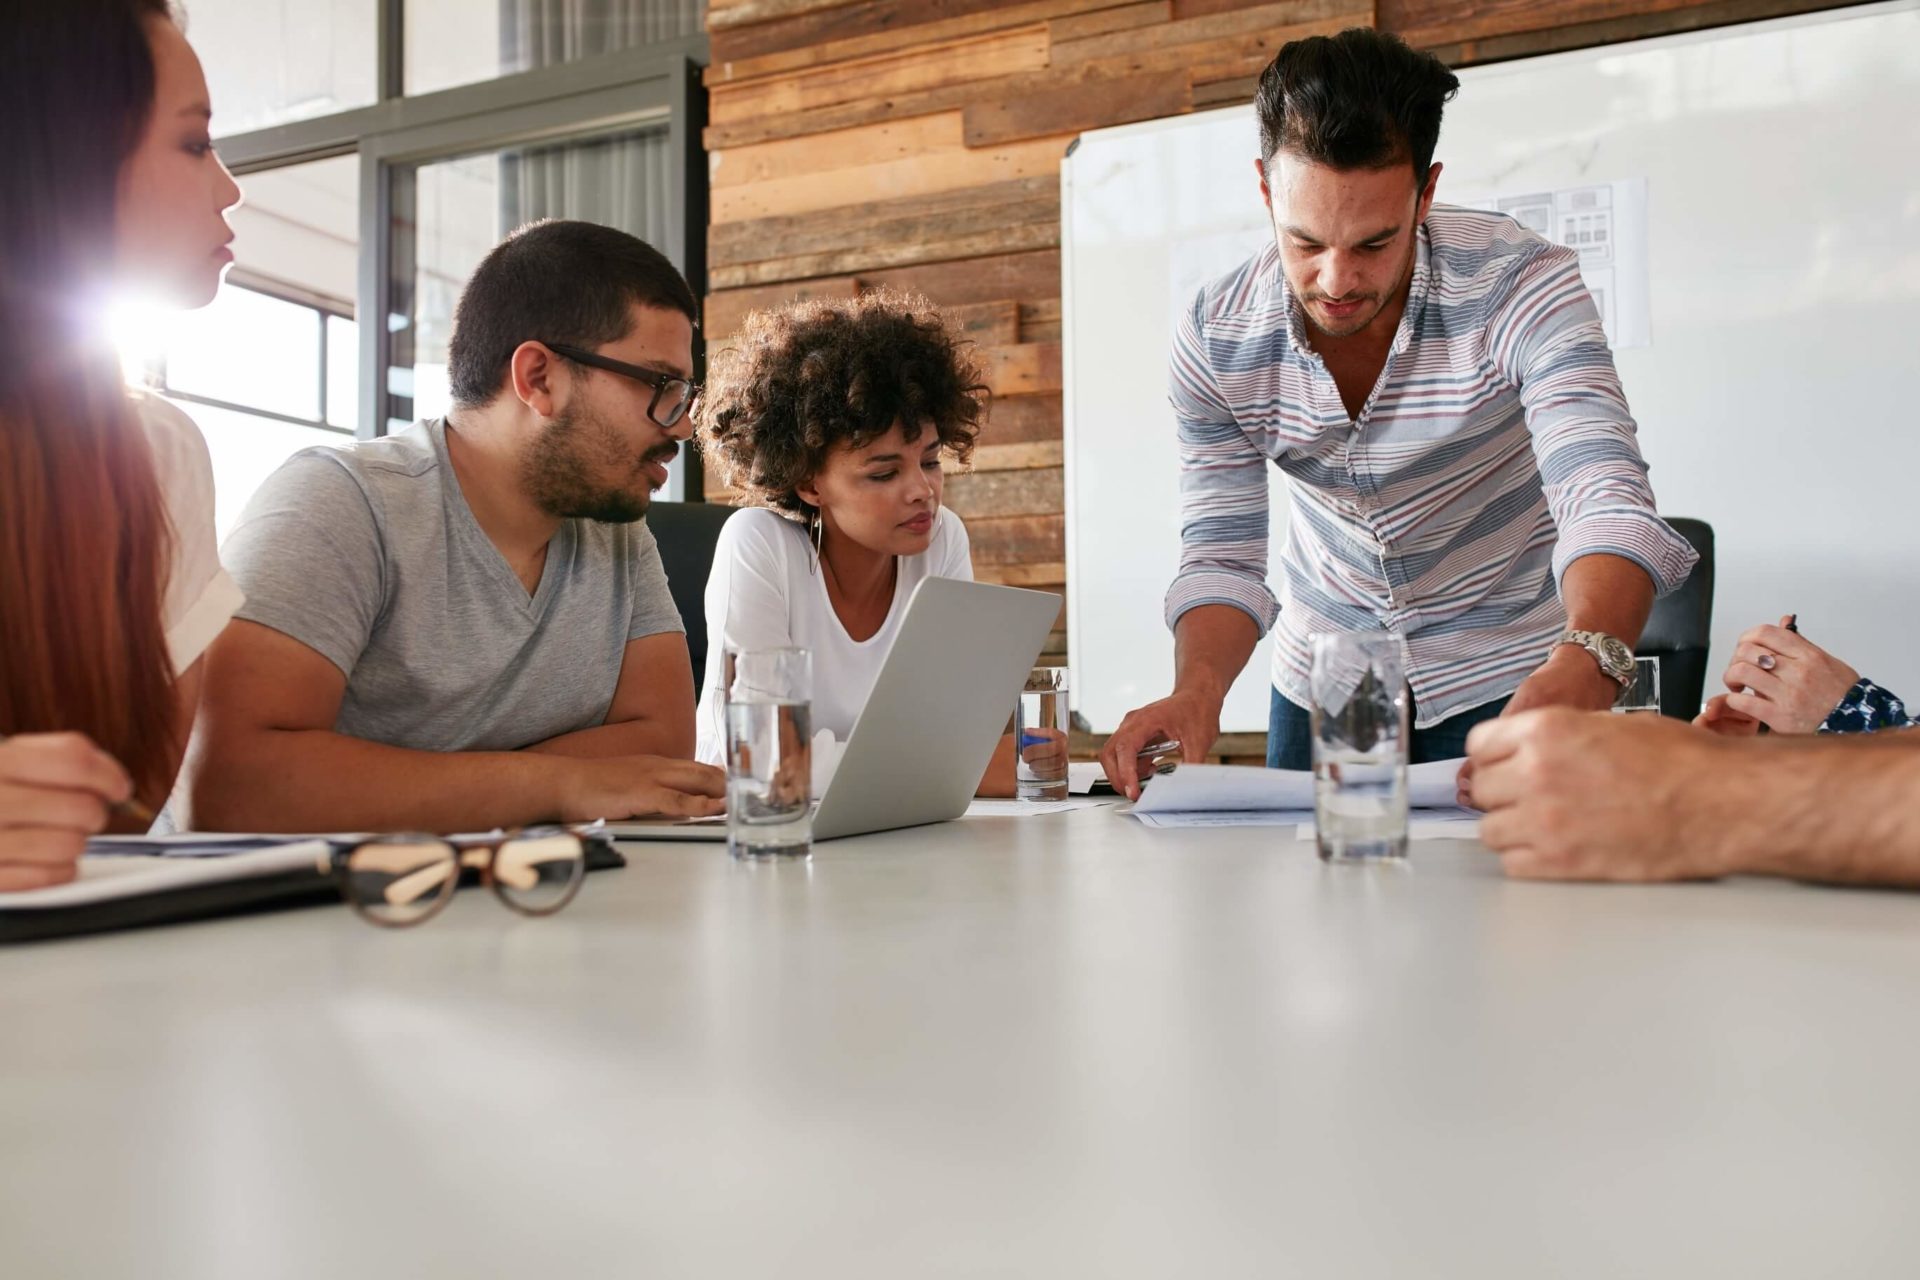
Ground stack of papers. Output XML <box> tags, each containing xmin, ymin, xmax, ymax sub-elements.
<box><xmin>1129</xmin><ymin>759</ymin><xmax>1479</xmax><ymax>839</ymax></box>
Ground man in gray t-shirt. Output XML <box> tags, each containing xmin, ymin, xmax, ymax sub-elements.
<box><xmin>182</xmin><ymin>221</ymin><xmax>726</xmax><ymax>833</ymax></box>
<box><xmin>223</xmin><ymin>417</ymin><xmax>683</xmax><ymax>753</ymax></box>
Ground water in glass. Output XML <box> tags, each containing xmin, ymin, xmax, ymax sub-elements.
<box><xmin>1016</xmin><ymin>667</ymin><xmax>1070</xmax><ymax>801</ymax></box>
<box><xmin>1311</xmin><ymin>632</ymin><xmax>1411</xmax><ymax>862</ymax></box>
<box><xmin>1614</xmin><ymin>656</ymin><xmax>1662</xmax><ymax>714</ymax></box>
<box><xmin>725</xmin><ymin>647</ymin><xmax>813</xmax><ymax>859</ymax></box>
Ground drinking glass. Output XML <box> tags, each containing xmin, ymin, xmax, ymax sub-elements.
<box><xmin>1016</xmin><ymin>666</ymin><xmax>1070</xmax><ymax>801</ymax></box>
<box><xmin>725</xmin><ymin>647</ymin><xmax>813</xmax><ymax>859</ymax></box>
<box><xmin>1614</xmin><ymin>656</ymin><xmax>1662</xmax><ymax>714</ymax></box>
<box><xmin>1310</xmin><ymin>632</ymin><xmax>1411</xmax><ymax>862</ymax></box>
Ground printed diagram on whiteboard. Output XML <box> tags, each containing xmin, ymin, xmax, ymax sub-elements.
<box><xmin>1464</xmin><ymin>179</ymin><xmax>1651</xmax><ymax>349</ymax></box>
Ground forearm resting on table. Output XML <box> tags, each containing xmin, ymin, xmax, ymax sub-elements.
<box><xmin>186</xmin><ymin>729</ymin><xmax>577</xmax><ymax>834</ymax></box>
<box><xmin>523</xmin><ymin>714</ymin><xmax>690</xmax><ymax>760</ymax></box>
<box><xmin>1560</xmin><ymin>553</ymin><xmax>1655</xmax><ymax>644</ymax></box>
<box><xmin>1717</xmin><ymin>730</ymin><xmax>1920</xmax><ymax>887</ymax></box>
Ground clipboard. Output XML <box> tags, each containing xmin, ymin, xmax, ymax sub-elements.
<box><xmin>0</xmin><ymin>830</ymin><xmax>626</xmax><ymax>945</ymax></box>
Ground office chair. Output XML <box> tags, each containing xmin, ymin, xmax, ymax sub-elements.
<box><xmin>646</xmin><ymin>500</ymin><xmax>736</xmax><ymax>697</ymax></box>
<box><xmin>1638</xmin><ymin>518</ymin><xmax>1716</xmax><ymax>719</ymax></box>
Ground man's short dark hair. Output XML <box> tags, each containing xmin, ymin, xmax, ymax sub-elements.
<box><xmin>1255</xmin><ymin>28</ymin><xmax>1460</xmax><ymax>190</ymax></box>
<box><xmin>447</xmin><ymin>219</ymin><xmax>699</xmax><ymax>407</ymax></box>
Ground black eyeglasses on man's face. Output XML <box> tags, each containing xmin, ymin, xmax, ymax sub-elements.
<box><xmin>544</xmin><ymin>341</ymin><xmax>700</xmax><ymax>429</ymax></box>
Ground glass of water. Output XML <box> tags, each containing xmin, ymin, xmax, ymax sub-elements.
<box><xmin>1614</xmin><ymin>656</ymin><xmax>1662</xmax><ymax>714</ymax></box>
<box><xmin>1015</xmin><ymin>666</ymin><xmax>1070</xmax><ymax>801</ymax></box>
<box><xmin>1310</xmin><ymin>632</ymin><xmax>1410</xmax><ymax>862</ymax></box>
<box><xmin>725</xmin><ymin>647</ymin><xmax>813</xmax><ymax>859</ymax></box>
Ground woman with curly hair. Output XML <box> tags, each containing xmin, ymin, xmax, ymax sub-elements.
<box><xmin>693</xmin><ymin>290</ymin><xmax>1024</xmax><ymax>793</ymax></box>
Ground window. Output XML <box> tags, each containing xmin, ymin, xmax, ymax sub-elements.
<box><xmin>194</xmin><ymin>0</ymin><xmax>706</xmax><ymax>500</ymax></box>
<box><xmin>123</xmin><ymin>282</ymin><xmax>356</xmax><ymax>538</ymax></box>
<box><xmin>405</xmin><ymin>0</ymin><xmax>706</xmax><ymax>96</ymax></box>
<box><xmin>187</xmin><ymin>0</ymin><xmax>379</xmax><ymax>133</ymax></box>
<box><xmin>399</xmin><ymin>128</ymin><xmax>676</xmax><ymax>425</ymax></box>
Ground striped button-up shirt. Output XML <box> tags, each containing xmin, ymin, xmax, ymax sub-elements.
<box><xmin>1166</xmin><ymin>206</ymin><xmax>1698</xmax><ymax>728</ymax></box>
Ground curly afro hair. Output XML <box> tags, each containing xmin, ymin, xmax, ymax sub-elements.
<box><xmin>695</xmin><ymin>289</ymin><xmax>988</xmax><ymax>520</ymax></box>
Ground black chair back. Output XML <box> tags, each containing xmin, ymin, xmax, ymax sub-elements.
<box><xmin>1638</xmin><ymin>517</ymin><xmax>1715</xmax><ymax>719</ymax></box>
<box><xmin>646</xmin><ymin>500</ymin><xmax>736</xmax><ymax>697</ymax></box>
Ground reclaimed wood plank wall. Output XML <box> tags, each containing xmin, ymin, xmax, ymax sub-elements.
<box><xmin>699</xmin><ymin>0</ymin><xmax>1861</xmax><ymax>687</ymax></box>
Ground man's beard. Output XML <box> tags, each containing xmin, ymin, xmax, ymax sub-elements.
<box><xmin>522</xmin><ymin>407</ymin><xmax>675</xmax><ymax>525</ymax></box>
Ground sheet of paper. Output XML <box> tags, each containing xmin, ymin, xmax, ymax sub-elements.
<box><xmin>0</xmin><ymin>841</ymin><xmax>332</xmax><ymax>911</ymax></box>
<box><xmin>1290</xmin><ymin>811</ymin><xmax>1482</xmax><ymax>840</ymax></box>
<box><xmin>1137</xmin><ymin>809</ymin><xmax>1315</xmax><ymax>830</ymax></box>
<box><xmin>1459</xmin><ymin>178</ymin><xmax>1651</xmax><ymax>349</ymax></box>
<box><xmin>1134</xmin><ymin>759</ymin><xmax>1465</xmax><ymax>815</ymax></box>
<box><xmin>86</xmin><ymin>834</ymin><xmax>329</xmax><ymax>859</ymax></box>
<box><xmin>1068</xmin><ymin>762</ymin><xmax>1105</xmax><ymax>795</ymax></box>
<box><xmin>811</xmin><ymin>730</ymin><xmax>843</xmax><ymax>797</ymax></box>
<box><xmin>964</xmin><ymin>797</ymin><xmax>1118</xmax><ymax>818</ymax></box>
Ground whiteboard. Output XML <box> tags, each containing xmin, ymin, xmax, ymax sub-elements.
<box><xmin>1062</xmin><ymin>0</ymin><xmax>1920</xmax><ymax>734</ymax></box>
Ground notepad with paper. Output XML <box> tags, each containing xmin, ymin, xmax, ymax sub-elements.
<box><xmin>0</xmin><ymin>829</ymin><xmax>624</xmax><ymax>944</ymax></box>
<box><xmin>1128</xmin><ymin>759</ymin><xmax>1479</xmax><ymax>836</ymax></box>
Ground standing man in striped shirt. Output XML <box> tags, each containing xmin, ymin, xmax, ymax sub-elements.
<box><xmin>1101</xmin><ymin>28</ymin><xmax>1698</xmax><ymax>795</ymax></box>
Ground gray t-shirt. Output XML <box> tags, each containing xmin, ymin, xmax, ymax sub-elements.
<box><xmin>222</xmin><ymin>418</ymin><xmax>684</xmax><ymax>752</ymax></box>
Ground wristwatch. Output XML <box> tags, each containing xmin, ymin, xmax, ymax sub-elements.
<box><xmin>1557</xmin><ymin>629</ymin><xmax>1635</xmax><ymax>687</ymax></box>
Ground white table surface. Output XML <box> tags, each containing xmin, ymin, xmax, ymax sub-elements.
<box><xmin>3</xmin><ymin>806</ymin><xmax>1917</xmax><ymax>1278</ymax></box>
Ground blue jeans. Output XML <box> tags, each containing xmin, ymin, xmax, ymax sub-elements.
<box><xmin>1267</xmin><ymin>687</ymin><xmax>1510</xmax><ymax>770</ymax></box>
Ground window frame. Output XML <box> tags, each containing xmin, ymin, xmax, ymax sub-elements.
<box><xmin>138</xmin><ymin>275</ymin><xmax>358</xmax><ymax>438</ymax></box>
<box><xmin>205</xmin><ymin>1</ymin><xmax>709</xmax><ymax>495</ymax></box>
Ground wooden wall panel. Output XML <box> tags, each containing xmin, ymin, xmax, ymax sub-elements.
<box><xmin>711</xmin><ymin>114</ymin><xmax>1076</xmax><ymax>223</ymax></box>
<box><xmin>699</xmin><ymin>0</ymin><xmax>1866</xmax><ymax>752</ymax></box>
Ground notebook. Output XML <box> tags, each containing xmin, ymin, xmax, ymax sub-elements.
<box><xmin>0</xmin><ymin>829</ymin><xmax>625</xmax><ymax>945</ymax></box>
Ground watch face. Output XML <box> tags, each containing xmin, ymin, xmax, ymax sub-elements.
<box><xmin>1600</xmin><ymin>637</ymin><xmax>1634</xmax><ymax>673</ymax></box>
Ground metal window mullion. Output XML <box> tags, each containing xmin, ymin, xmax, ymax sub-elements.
<box><xmin>357</xmin><ymin>148</ymin><xmax>392</xmax><ymax>441</ymax></box>
<box><xmin>377</xmin><ymin>0</ymin><xmax>404</xmax><ymax>102</ymax></box>
<box><xmin>316</xmin><ymin>305</ymin><xmax>329</xmax><ymax>428</ymax></box>
<box><xmin>218</xmin><ymin>34</ymin><xmax>708</xmax><ymax>173</ymax></box>
<box><xmin>155</xmin><ymin>388</ymin><xmax>352</xmax><ymax>438</ymax></box>
<box><xmin>668</xmin><ymin>57</ymin><xmax>709</xmax><ymax>503</ymax></box>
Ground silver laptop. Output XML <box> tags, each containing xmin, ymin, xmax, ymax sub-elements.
<box><xmin>611</xmin><ymin>576</ymin><xmax>1060</xmax><ymax>843</ymax></box>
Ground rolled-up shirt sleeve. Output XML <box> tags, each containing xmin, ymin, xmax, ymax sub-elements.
<box><xmin>1163</xmin><ymin>295</ymin><xmax>1280</xmax><ymax>636</ymax></box>
<box><xmin>1488</xmin><ymin>244</ymin><xmax>1698</xmax><ymax>595</ymax></box>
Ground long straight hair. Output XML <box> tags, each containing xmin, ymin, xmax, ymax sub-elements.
<box><xmin>0</xmin><ymin>0</ymin><xmax>180</xmax><ymax>799</ymax></box>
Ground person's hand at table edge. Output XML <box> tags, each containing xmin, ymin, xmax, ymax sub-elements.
<box><xmin>1099</xmin><ymin>680</ymin><xmax>1225</xmax><ymax>802</ymax></box>
<box><xmin>0</xmin><ymin>733</ymin><xmax>135</xmax><ymax>892</ymax></box>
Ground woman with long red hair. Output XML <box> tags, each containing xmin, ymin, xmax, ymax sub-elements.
<box><xmin>0</xmin><ymin>0</ymin><xmax>244</xmax><ymax>888</ymax></box>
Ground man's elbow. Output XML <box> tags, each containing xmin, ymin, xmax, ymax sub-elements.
<box><xmin>179</xmin><ymin>727</ymin><xmax>278</xmax><ymax>832</ymax></box>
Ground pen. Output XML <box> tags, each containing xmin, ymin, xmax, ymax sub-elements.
<box><xmin>1750</xmin><ymin>615</ymin><xmax>1799</xmax><ymax>735</ymax></box>
<box><xmin>0</xmin><ymin>732</ymin><xmax>154</xmax><ymax>827</ymax></box>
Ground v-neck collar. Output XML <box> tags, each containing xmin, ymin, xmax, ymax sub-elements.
<box><xmin>812</xmin><ymin>542</ymin><xmax>908</xmax><ymax>647</ymax></box>
<box><xmin>430</xmin><ymin>418</ymin><xmax>573</xmax><ymax>619</ymax></box>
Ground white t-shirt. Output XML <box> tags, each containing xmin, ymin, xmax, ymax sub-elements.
<box><xmin>695</xmin><ymin>506</ymin><xmax>973</xmax><ymax>765</ymax></box>
<box><xmin>132</xmin><ymin>393</ymin><xmax>244</xmax><ymax>676</ymax></box>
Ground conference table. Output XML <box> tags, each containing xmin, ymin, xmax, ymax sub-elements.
<box><xmin>2</xmin><ymin>803</ymin><xmax>1916</xmax><ymax>1278</ymax></box>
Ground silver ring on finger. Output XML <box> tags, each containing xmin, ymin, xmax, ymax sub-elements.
<box><xmin>1757</xmin><ymin>653</ymin><xmax>1777</xmax><ymax>672</ymax></box>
